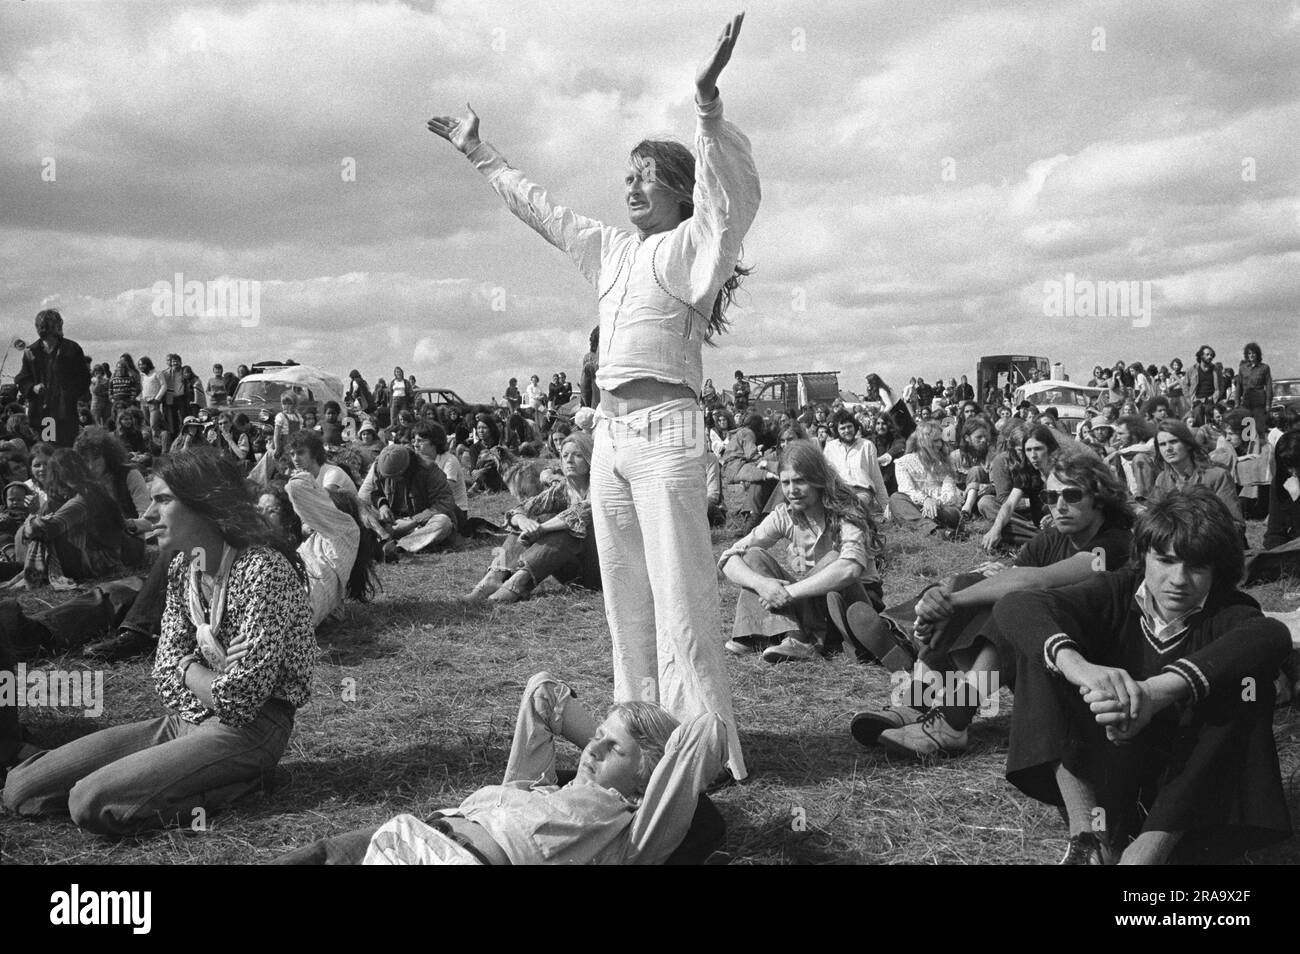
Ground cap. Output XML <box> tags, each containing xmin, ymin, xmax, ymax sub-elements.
<box><xmin>358</xmin><ymin>421</ymin><xmax>377</xmax><ymax>435</ymax></box>
<box><xmin>4</xmin><ymin>481</ymin><xmax>29</xmax><ymax>496</ymax></box>
<box><xmin>182</xmin><ymin>415</ymin><xmax>202</xmax><ymax>427</ymax></box>
<box><xmin>376</xmin><ymin>444</ymin><xmax>411</xmax><ymax>478</ymax></box>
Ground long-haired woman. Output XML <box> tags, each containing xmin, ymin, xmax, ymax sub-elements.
<box><xmin>109</xmin><ymin>353</ymin><xmax>141</xmax><ymax>410</ymax></box>
<box><xmin>256</xmin><ymin>473</ymin><xmax>378</xmax><ymax>627</ymax></box>
<box><xmin>429</xmin><ymin>14</ymin><xmax>757</xmax><ymax>778</ymax></box>
<box><xmin>890</xmin><ymin>421</ymin><xmax>962</xmax><ymax>537</ymax></box>
<box><xmin>951</xmin><ymin>417</ymin><xmax>994</xmax><ymax>520</ymax></box>
<box><xmin>2</xmin><ymin>448</ymin><xmax>316</xmax><ymax>835</ymax></box>
<box><xmin>720</xmin><ymin>439</ymin><xmax>884</xmax><ymax>664</ymax></box>
<box><xmin>8</xmin><ymin>448</ymin><xmax>126</xmax><ymax>588</ymax></box>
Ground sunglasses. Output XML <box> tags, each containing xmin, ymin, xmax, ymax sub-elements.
<box><xmin>1040</xmin><ymin>488</ymin><xmax>1086</xmax><ymax>507</ymax></box>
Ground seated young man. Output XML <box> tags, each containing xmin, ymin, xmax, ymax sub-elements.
<box><xmin>719</xmin><ymin>440</ymin><xmax>883</xmax><ymax>665</ymax></box>
<box><xmin>286</xmin><ymin>430</ymin><xmax>357</xmax><ymax>495</ymax></box>
<box><xmin>996</xmin><ymin>485</ymin><xmax>1292</xmax><ymax>864</ymax></box>
<box><xmin>358</xmin><ymin>444</ymin><xmax>458</xmax><ymax>557</ymax></box>
<box><xmin>275</xmin><ymin>671</ymin><xmax>726</xmax><ymax>865</ymax></box>
<box><xmin>822</xmin><ymin>410</ymin><xmax>889</xmax><ymax>517</ymax></box>
<box><xmin>851</xmin><ymin>449</ymin><xmax>1134</xmax><ymax>756</ymax></box>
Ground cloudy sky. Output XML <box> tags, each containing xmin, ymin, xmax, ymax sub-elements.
<box><xmin>3</xmin><ymin>0</ymin><xmax>1298</xmax><ymax>399</ymax></box>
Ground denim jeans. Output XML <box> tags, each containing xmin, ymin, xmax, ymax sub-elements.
<box><xmin>592</xmin><ymin>399</ymin><xmax>745</xmax><ymax>779</ymax></box>
<box><xmin>2</xmin><ymin>699</ymin><xmax>293</xmax><ymax>835</ymax></box>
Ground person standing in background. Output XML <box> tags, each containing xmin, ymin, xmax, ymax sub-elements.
<box><xmin>15</xmin><ymin>309</ymin><xmax>90</xmax><ymax>448</ymax></box>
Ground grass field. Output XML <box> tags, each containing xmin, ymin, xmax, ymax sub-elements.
<box><xmin>4</xmin><ymin>491</ymin><xmax>1300</xmax><ymax>865</ymax></box>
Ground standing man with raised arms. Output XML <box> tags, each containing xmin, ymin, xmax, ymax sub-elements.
<box><xmin>428</xmin><ymin>13</ymin><xmax>758</xmax><ymax>779</ymax></box>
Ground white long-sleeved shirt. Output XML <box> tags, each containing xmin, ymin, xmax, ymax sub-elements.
<box><xmin>894</xmin><ymin>453</ymin><xmax>962</xmax><ymax>507</ymax></box>
<box><xmin>822</xmin><ymin>437</ymin><xmax>888</xmax><ymax>505</ymax></box>
<box><xmin>285</xmin><ymin>472</ymin><xmax>360</xmax><ymax>628</ymax></box>
<box><xmin>467</xmin><ymin>96</ymin><xmax>760</xmax><ymax>398</ymax></box>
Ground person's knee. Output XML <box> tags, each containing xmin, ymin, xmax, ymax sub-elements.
<box><xmin>741</xmin><ymin>548</ymin><xmax>773</xmax><ymax>573</ymax></box>
<box><xmin>66</xmin><ymin>774</ymin><xmax>127</xmax><ymax>834</ymax></box>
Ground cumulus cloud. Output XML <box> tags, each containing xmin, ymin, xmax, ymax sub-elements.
<box><xmin>2</xmin><ymin>0</ymin><xmax>1298</xmax><ymax>395</ymax></box>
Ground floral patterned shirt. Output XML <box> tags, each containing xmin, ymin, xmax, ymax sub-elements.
<box><xmin>152</xmin><ymin>546</ymin><xmax>317</xmax><ymax>727</ymax></box>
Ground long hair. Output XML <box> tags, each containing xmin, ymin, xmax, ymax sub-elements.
<box><xmin>44</xmin><ymin>449</ymin><xmax>122</xmax><ymax>535</ymax></box>
<box><xmin>906</xmin><ymin>420</ymin><xmax>953</xmax><ymax>479</ymax></box>
<box><xmin>325</xmin><ymin>487</ymin><xmax>380</xmax><ymax>603</ymax></box>
<box><xmin>1051</xmin><ymin>448</ymin><xmax>1134</xmax><ymax>530</ymax></box>
<box><xmin>1020</xmin><ymin>425</ymin><xmax>1061</xmax><ymax>474</ymax></box>
<box><xmin>628</xmin><ymin>138</ymin><xmax>751</xmax><ymax>341</ymax></box>
<box><xmin>1152</xmin><ymin>419</ymin><xmax>1210</xmax><ymax>476</ymax></box>
<box><xmin>777</xmin><ymin>439</ymin><xmax>882</xmax><ymax>558</ymax></box>
<box><xmin>154</xmin><ymin>448</ymin><xmax>304</xmax><ymax>578</ymax></box>
<box><xmin>73</xmin><ymin>426</ymin><xmax>130</xmax><ymax>478</ymax></box>
<box><xmin>1272</xmin><ymin>431</ymin><xmax>1300</xmax><ymax>498</ymax></box>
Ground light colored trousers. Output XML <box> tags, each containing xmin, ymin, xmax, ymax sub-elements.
<box><xmin>592</xmin><ymin>399</ymin><xmax>745</xmax><ymax>780</ymax></box>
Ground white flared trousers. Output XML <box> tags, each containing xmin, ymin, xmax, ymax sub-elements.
<box><xmin>591</xmin><ymin>399</ymin><xmax>745</xmax><ymax>780</ymax></box>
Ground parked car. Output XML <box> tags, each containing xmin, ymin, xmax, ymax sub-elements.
<box><xmin>411</xmin><ymin>387</ymin><xmax>495</xmax><ymax>426</ymax></box>
<box><xmin>977</xmin><ymin>354</ymin><xmax>1050</xmax><ymax>403</ymax></box>
<box><xmin>1012</xmin><ymin>380</ymin><xmax>1105</xmax><ymax>434</ymax></box>
<box><xmin>217</xmin><ymin>364</ymin><xmax>347</xmax><ymax>421</ymax></box>
<box><xmin>1273</xmin><ymin>377</ymin><xmax>1300</xmax><ymax>413</ymax></box>
<box><xmin>733</xmin><ymin>371</ymin><xmax>840</xmax><ymax>417</ymax></box>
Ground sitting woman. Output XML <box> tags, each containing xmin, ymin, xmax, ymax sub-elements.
<box><xmin>890</xmin><ymin>421</ymin><xmax>963</xmax><ymax>538</ymax></box>
<box><xmin>980</xmin><ymin>423</ymin><xmax>1058</xmax><ymax>552</ymax></box>
<box><xmin>721</xmin><ymin>412</ymin><xmax>778</xmax><ymax>529</ymax></box>
<box><xmin>949</xmin><ymin>417</ymin><xmax>993</xmax><ymax>521</ymax></box>
<box><xmin>257</xmin><ymin>471</ymin><xmax>377</xmax><ymax>628</ymax></box>
<box><xmin>1</xmin><ymin>448</ymin><xmax>316</xmax><ymax>835</ymax></box>
<box><xmin>708</xmin><ymin>407</ymin><xmax>733</xmax><ymax>459</ymax></box>
<box><xmin>276</xmin><ymin>671</ymin><xmax>726</xmax><ymax>865</ymax></box>
<box><xmin>465</xmin><ymin>432</ymin><xmax>597</xmax><ymax>603</ymax></box>
<box><xmin>1149</xmin><ymin>419</ymin><xmax>1242</xmax><ymax>533</ymax></box>
<box><xmin>465</xmin><ymin>414</ymin><xmax>512</xmax><ymax>494</ymax></box>
<box><xmin>719</xmin><ymin>439</ymin><xmax>884</xmax><ymax>665</ymax></box>
<box><xmin>75</xmin><ymin>426</ymin><xmax>151</xmax><ymax>566</ymax></box>
<box><xmin>6</xmin><ymin>449</ymin><xmax>126</xmax><ymax>589</ymax></box>
<box><xmin>869</xmin><ymin>412</ymin><xmax>906</xmax><ymax>496</ymax></box>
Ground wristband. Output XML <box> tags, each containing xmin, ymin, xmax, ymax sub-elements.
<box><xmin>176</xmin><ymin>653</ymin><xmax>200</xmax><ymax>684</ymax></box>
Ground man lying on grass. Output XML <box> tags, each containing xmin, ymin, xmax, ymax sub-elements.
<box><xmin>276</xmin><ymin>671</ymin><xmax>726</xmax><ymax>865</ymax></box>
<box><xmin>997</xmin><ymin>485</ymin><xmax>1292</xmax><ymax>864</ymax></box>
<box><xmin>850</xmin><ymin>449</ymin><xmax>1135</xmax><ymax>757</ymax></box>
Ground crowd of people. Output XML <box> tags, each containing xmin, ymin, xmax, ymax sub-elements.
<box><xmin>4</xmin><ymin>15</ymin><xmax>1299</xmax><ymax>866</ymax></box>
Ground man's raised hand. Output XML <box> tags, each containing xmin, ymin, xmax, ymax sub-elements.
<box><xmin>427</xmin><ymin>104</ymin><xmax>481</xmax><ymax>155</ymax></box>
<box><xmin>696</xmin><ymin>12</ymin><xmax>744</xmax><ymax>103</ymax></box>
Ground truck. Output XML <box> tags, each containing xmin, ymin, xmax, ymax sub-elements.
<box><xmin>739</xmin><ymin>371</ymin><xmax>841</xmax><ymax>417</ymax></box>
<box><xmin>976</xmin><ymin>354</ymin><xmax>1050</xmax><ymax>404</ymax></box>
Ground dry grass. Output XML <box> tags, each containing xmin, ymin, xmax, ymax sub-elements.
<box><xmin>3</xmin><ymin>492</ymin><xmax>1300</xmax><ymax>865</ymax></box>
